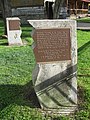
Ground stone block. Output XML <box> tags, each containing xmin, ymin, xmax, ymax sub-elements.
<box><xmin>28</xmin><ymin>19</ymin><xmax>77</xmax><ymax>114</ymax></box>
<box><xmin>6</xmin><ymin>17</ymin><xmax>23</xmax><ymax>46</ymax></box>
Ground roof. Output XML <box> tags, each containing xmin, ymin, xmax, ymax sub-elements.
<box><xmin>44</xmin><ymin>0</ymin><xmax>55</xmax><ymax>2</ymax></box>
<box><xmin>81</xmin><ymin>0</ymin><xmax>90</xmax><ymax>2</ymax></box>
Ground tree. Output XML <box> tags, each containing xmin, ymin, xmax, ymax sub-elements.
<box><xmin>44</xmin><ymin>0</ymin><xmax>66</xmax><ymax>19</ymax></box>
<box><xmin>0</xmin><ymin>0</ymin><xmax>12</xmax><ymax>35</ymax></box>
<box><xmin>44</xmin><ymin>1</ymin><xmax>54</xmax><ymax>19</ymax></box>
<box><xmin>53</xmin><ymin>0</ymin><xmax>66</xmax><ymax>18</ymax></box>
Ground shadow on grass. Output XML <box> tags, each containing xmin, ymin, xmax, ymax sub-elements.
<box><xmin>0</xmin><ymin>42</ymin><xmax>8</xmax><ymax>46</ymax></box>
<box><xmin>0</xmin><ymin>38</ymin><xmax>8</xmax><ymax>46</ymax></box>
<box><xmin>77</xmin><ymin>85</ymin><xmax>89</xmax><ymax>111</ymax></box>
<box><xmin>0</xmin><ymin>65</ymin><xmax>77</xmax><ymax>112</ymax></box>
<box><xmin>0</xmin><ymin>81</ymin><xmax>41</xmax><ymax>111</ymax></box>
<box><xmin>21</xmin><ymin>29</ymin><xmax>32</xmax><ymax>38</ymax></box>
<box><xmin>78</xmin><ymin>41</ymin><xmax>90</xmax><ymax>55</ymax></box>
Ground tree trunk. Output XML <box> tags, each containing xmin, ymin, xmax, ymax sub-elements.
<box><xmin>0</xmin><ymin>0</ymin><xmax>12</xmax><ymax>35</ymax></box>
<box><xmin>44</xmin><ymin>1</ymin><xmax>54</xmax><ymax>19</ymax></box>
<box><xmin>53</xmin><ymin>0</ymin><xmax>66</xmax><ymax>19</ymax></box>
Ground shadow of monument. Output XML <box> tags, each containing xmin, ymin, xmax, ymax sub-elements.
<box><xmin>0</xmin><ymin>34</ymin><xmax>8</xmax><ymax>46</ymax></box>
<box><xmin>77</xmin><ymin>85</ymin><xmax>89</xmax><ymax>111</ymax></box>
<box><xmin>78</xmin><ymin>41</ymin><xmax>90</xmax><ymax>55</ymax></box>
<box><xmin>0</xmin><ymin>64</ymin><xmax>77</xmax><ymax>111</ymax></box>
<box><xmin>0</xmin><ymin>41</ymin><xmax>8</xmax><ymax>46</ymax></box>
<box><xmin>0</xmin><ymin>80</ymin><xmax>41</xmax><ymax>111</ymax></box>
<box><xmin>34</xmin><ymin>64</ymin><xmax>77</xmax><ymax>108</ymax></box>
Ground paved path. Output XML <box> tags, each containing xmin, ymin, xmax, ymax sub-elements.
<box><xmin>77</xmin><ymin>22</ymin><xmax>90</xmax><ymax>30</ymax></box>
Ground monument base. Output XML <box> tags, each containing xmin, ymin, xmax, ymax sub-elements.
<box><xmin>41</xmin><ymin>106</ymin><xmax>77</xmax><ymax>115</ymax></box>
<box><xmin>9</xmin><ymin>43</ymin><xmax>23</xmax><ymax>46</ymax></box>
<box><xmin>32</xmin><ymin>63</ymin><xmax>77</xmax><ymax>114</ymax></box>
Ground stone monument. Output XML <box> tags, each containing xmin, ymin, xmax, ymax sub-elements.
<box><xmin>6</xmin><ymin>17</ymin><xmax>23</xmax><ymax>46</ymax></box>
<box><xmin>28</xmin><ymin>20</ymin><xmax>77</xmax><ymax>114</ymax></box>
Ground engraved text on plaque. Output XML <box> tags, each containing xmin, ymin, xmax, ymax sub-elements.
<box><xmin>33</xmin><ymin>28</ymin><xmax>71</xmax><ymax>62</ymax></box>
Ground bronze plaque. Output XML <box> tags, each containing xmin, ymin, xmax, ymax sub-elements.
<box><xmin>9</xmin><ymin>20</ymin><xmax>20</xmax><ymax>30</ymax></box>
<box><xmin>33</xmin><ymin>28</ymin><xmax>71</xmax><ymax>63</ymax></box>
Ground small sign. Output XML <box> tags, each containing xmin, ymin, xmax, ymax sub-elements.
<box><xmin>9</xmin><ymin>20</ymin><xmax>20</xmax><ymax>30</ymax></box>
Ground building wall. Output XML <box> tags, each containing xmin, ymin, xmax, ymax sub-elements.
<box><xmin>12</xmin><ymin>7</ymin><xmax>45</xmax><ymax>24</ymax></box>
<box><xmin>69</xmin><ymin>0</ymin><xmax>89</xmax><ymax>9</ymax></box>
<box><xmin>10</xmin><ymin>0</ymin><xmax>44</xmax><ymax>8</ymax></box>
<box><xmin>68</xmin><ymin>0</ymin><xmax>89</xmax><ymax>14</ymax></box>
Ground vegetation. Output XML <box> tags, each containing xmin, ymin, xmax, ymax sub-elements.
<box><xmin>77</xmin><ymin>17</ymin><xmax>90</xmax><ymax>23</ymax></box>
<box><xmin>0</xmin><ymin>19</ymin><xmax>90</xmax><ymax>119</ymax></box>
<box><xmin>76</xmin><ymin>30</ymin><xmax>90</xmax><ymax>120</ymax></box>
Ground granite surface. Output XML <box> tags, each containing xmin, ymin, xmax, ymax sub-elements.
<box><xmin>28</xmin><ymin>20</ymin><xmax>77</xmax><ymax>114</ymax></box>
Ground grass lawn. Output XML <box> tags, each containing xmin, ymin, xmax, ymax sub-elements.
<box><xmin>77</xmin><ymin>17</ymin><xmax>90</xmax><ymax>23</ymax></box>
<box><xmin>0</xmin><ymin>19</ymin><xmax>90</xmax><ymax>119</ymax></box>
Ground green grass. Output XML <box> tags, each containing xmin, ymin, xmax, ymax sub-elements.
<box><xmin>77</xmin><ymin>30</ymin><xmax>90</xmax><ymax>74</ymax></box>
<box><xmin>77</xmin><ymin>30</ymin><xmax>90</xmax><ymax>120</ymax></box>
<box><xmin>21</xmin><ymin>24</ymin><xmax>34</xmax><ymax>45</ymax></box>
<box><xmin>0</xmin><ymin>19</ymin><xmax>8</xmax><ymax>46</ymax></box>
<box><xmin>0</xmin><ymin>19</ymin><xmax>90</xmax><ymax>119</ymax></box>
<box><xmin>77</xmin><ymin>17</ymin><xmax>90</xmax><ymax>23</ymax></box>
